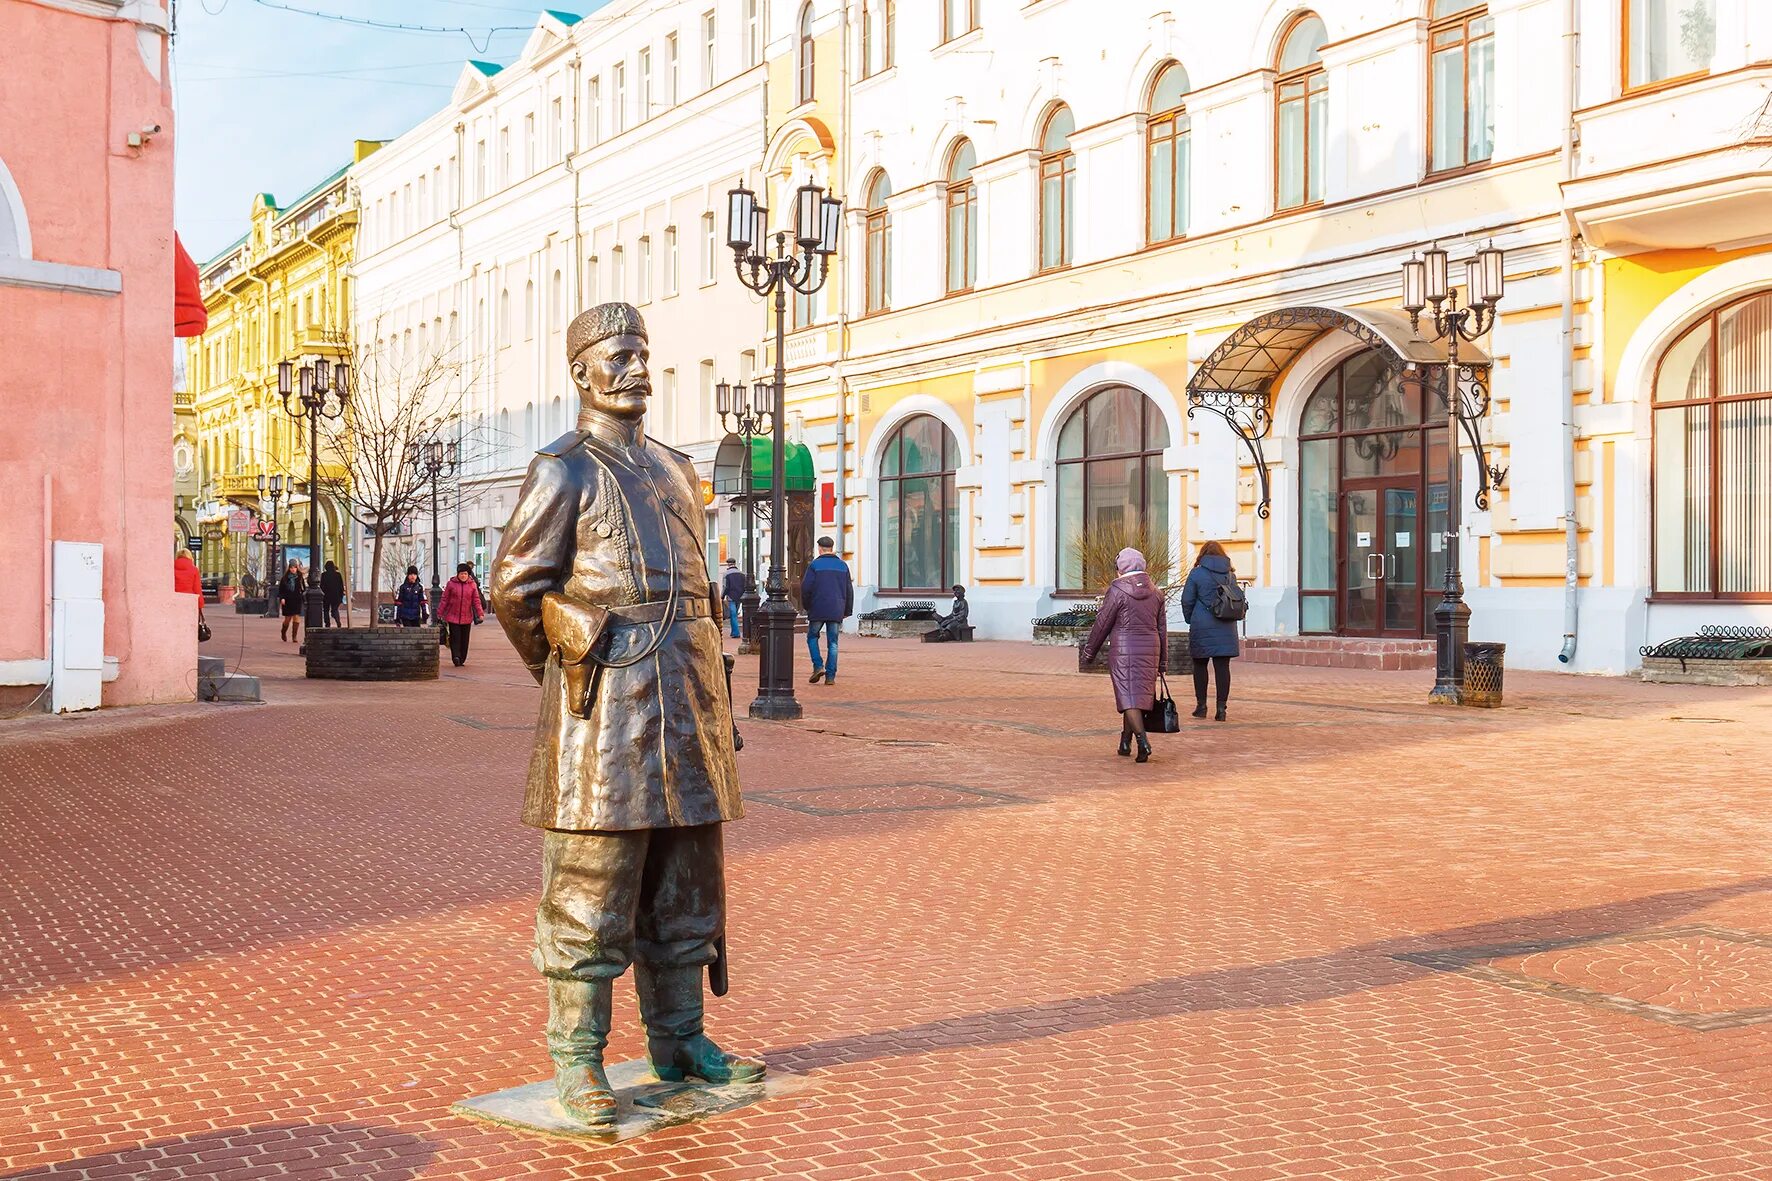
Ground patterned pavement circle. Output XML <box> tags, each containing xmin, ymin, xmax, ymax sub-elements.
<box><xmin>3</xmin><ymin>613</ymin><xmax>1771</xmax><ymax>1180</ymax></box>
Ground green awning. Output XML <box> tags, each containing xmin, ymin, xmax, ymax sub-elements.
<box><xmin>712</xmin><ymin>434</ymin><xmax>815</xmax><ymax>495</ymax></box>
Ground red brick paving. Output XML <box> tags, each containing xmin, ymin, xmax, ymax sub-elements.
<box><xmin>3</xmin><ymin>614</ymin><xmax>1772</xmax><ymax>1179</ymax></box>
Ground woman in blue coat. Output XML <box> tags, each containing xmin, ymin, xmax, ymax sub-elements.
<box><xmin>1179</xmin><ymin>540</ymin><xmax>1240</xmax><ymax>721</ymax></box>
<box><xmin>395</xmin><ymin>565</ymin><xmax>429</xmax><ymax>627</ymax></box>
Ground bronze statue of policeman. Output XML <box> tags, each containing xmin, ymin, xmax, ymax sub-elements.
<box><xmin>490</xmin><ymin>302</ymin><xmax>763</xmax><ymax>1130</ymax></box>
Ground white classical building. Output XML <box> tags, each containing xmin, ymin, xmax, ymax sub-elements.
<box><xmin>349</xmin><ymin>3</ymin><xmax>770</xmax><ymax>586</ymax></box>
<box><xmin>768</xmin><ymin>0</ymin><xmax>1772</xmax><ymax>672</ymax></box>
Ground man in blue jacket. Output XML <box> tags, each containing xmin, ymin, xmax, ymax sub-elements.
<box><xmin>800</xmin><ymin>536</ymin><xmax>853</xmax><ymax>686</ymax></box>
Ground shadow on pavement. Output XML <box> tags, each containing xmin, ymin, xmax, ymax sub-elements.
<box><xmin>767</xmin><ymin>876</ymin><xmax>1772</xmax><ymax>1071</ymax></box>
<box><xmin>0</xmin><ymin>1122</ymin><xmax>437</xmax><ymax>1180</ymax></box>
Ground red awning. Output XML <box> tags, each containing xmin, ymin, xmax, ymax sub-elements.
<box><xmin>174</xmin><ymin>234</ymin><xmax>206</xmax><ymax>338</ymax></box>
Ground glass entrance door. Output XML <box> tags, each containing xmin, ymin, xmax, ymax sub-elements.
<box><xmin>1342</xmin><ymin>482</ymin><xmax>1422</xmax><ymax>637</ymax></box>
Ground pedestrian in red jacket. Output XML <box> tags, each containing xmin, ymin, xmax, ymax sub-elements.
<box><xmin>438</xmin><ymin>562</ymin><xmax>485</xmax><ymax>667</ymax></box>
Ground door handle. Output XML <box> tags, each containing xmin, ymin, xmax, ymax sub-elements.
<box><xmin>1387</xmin><ymin>553</ymin><xmax>1397</xmax><ymax>579</ymax></box>
<box><xmin>1366</xmin><ymin>552</ymin><xmax>1382</xmax><ymax>581</ymax></box>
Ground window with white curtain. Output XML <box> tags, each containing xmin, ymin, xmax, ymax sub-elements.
<box><xmin>1652</xmin><ymin>292</ymin><xmax>1772</xmax><ymax>597</ymax></box>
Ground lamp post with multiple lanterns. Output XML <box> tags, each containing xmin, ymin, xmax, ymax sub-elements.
<box><xmin>257</xmin><ymin>472</ymin><xmax>284</xmax><ymax>619</ymax></box>
<box><xmin>725</xmin><ymin>179</ymin><xmax>842</xmax><ymax>720</ymax></box>
<box><xmin>276</xmin><ymin>354</ymin><xmax>349</xmax><ymax>638</ymax></box>
<box><xmin>406</xmin><ymin>437</ymin><xmax>459</xmax><ymax>598</ymax></box>
<box><xmin>716</xmin><ymin>377</ymin><xmax>775</xmax><ymax>648</ymax></box>
<box><xmin>1401</xmin><ymin>241</ymin><xmax>1505</xmax><ymax>705</ymax></box>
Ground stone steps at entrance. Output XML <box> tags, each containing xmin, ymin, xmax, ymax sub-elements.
<box><xmin>1243</xmin><ymin>636</ymin><xmax>1436</xmax><ymax>670</ymax></box>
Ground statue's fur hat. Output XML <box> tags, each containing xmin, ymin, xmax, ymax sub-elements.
<box><xmin>566</xmin><ymin>302</ymin><xmax>647</xmax><ymax>361</ymax></box>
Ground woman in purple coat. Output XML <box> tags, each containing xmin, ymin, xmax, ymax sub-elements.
<box><xmin>1080</xmin><ymin>547</ymin><xmax>1167</xmax><ymax>763</ymax></box>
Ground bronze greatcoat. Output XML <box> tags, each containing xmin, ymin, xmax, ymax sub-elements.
<box><xmin>491</xmin><ymin>426</ymin><xmax>743</xmax><ymax>833</ymax></box>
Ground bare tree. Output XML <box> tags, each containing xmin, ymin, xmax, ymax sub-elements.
<box><xmin>315</xmin><ymin>317</ymin><xmax>491</xmax><ymax>623</ymax></box>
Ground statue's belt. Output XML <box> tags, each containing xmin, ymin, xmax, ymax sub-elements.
<box><xmin>607</xmin><ymin>598</ymin><xmax>712</xmax><ymax>626</ymax></box>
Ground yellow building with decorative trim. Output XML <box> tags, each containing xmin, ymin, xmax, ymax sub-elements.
<box><xmin>184</xmin><ymin>144</ymin><xmax>376</xmax><ymax>590</ymax></box>
<box><xmin>766</xmin><ymin>0</ymin><xmax>1772</xmax><ymax>674</ymax></box>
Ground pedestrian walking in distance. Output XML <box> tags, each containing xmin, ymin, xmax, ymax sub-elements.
<box><xmin>278</xmin><ymin>562</ymin><xmax>306</xmax><ymax>644</ymax></box>
<box><xmin>800</xmin><ymin>535</ymin><xmax>853</xmax><ymax>686</ymax></box>
<box><xmin>320</xmin><ymin>560</ymin><xmax>345</xmax><ymax>628</ymax></box>
<box><xmin>1181</xmin><ymin>540</ymin><xmax>1242</xmax><ymax>721</ymax></box>
<box><xmin>439</xmin><ymin>562</ymin><xmax>485</xmax><ymax>666</ymax></box>
<box><xmin>722</xmin><ymin>559</ymin><xmax>745</xmax><ymax>639</ymax></box>
<box><xmin>1080</xmin><ymin>547</ymin><xmax>1167</xmax><ymax>762</ymax></box>
<box><xmin>395</xmin><ymin>565</ymin><xmax>429</xmax><ymax>628</ymax></box>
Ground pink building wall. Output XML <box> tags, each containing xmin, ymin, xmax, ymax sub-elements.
<box><xmin>0</xmin><ymin>2</ymin><xmax>188</xmax><ymax>707</ymax></box>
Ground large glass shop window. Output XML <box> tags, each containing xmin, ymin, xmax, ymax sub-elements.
<box><xmin>879</xmin><ymin>414</ymin><xmax>960</xmax><ymax>592</ymax></box>
<box><xmin>1653</xmin><ymin>292</ymin><xmax>1772</xmax><ymax>597</ymax></box>
<box><xmin>1056</xmin><ymin>386</ymin><xmax>1171</xmax><ymax>591</ymax></box>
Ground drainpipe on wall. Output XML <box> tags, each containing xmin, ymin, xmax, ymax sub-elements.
<box><xmin>1557</xmin><ymin>0</ymin><xmax>1581</xmax><ymax>664</ymax></box>
<box><xmin>834</xmin><ymin>0</ymin><xmax>852</xmax><ymax>558</ymax></box>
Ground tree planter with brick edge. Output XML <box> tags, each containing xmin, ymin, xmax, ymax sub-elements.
<box><xmin>234</xmin><ymin>597</ymin><xmax>269</xmax><ymax>614</ymax></box>
<box><xmin>305</xmin><ymin>626</ymin><xmax>440</xmax><ymax>681</ymax></box>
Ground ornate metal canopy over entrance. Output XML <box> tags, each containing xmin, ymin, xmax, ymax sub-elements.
<box><xmin>1185</xmin><ymin>305</ymin><xmax>1493</xmax><ymax>519</ymax></box>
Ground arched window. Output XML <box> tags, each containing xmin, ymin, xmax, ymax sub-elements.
<box><xmin>864</xmin><ymin>170</ymin><xmax>892</xmax><ymax>314</ymax></box>
<box><xmin>498</xmin><ymin>409</ymin><xmax>512</xmax><ymax>463</ymax></box>
<box><xmin>1038</xmin><ymin>105</ymin><xmax>1076</xmax><ymax>272</ymax></box>
<box><xmin>498</xmin><ymin>288</ymin><xmax>511</xmax><ymax>347</ymax></box>
<box><xmin>1626</xmin><ymin>0</ymin><xmax>1715</xmax><ymax>91</ymax></box>
<box><xmin>551</xmin><ymin>394</ymin><xmax>564</xmax><ymax>438</ymax></box>
<box><xmin>797</xmin><ymin>4</ymin><xmax>815</xmax><ymax>104</ymax></box>
<box><xmin>879</xmin><ymin>414</ymin><xmax>960</xmax><ymax>592</ymax></box>
<box><xmin>1055</xmin><ymin>386</ymin><xmax>1171</xmax><ymax>590</ymax></box>
<box><xmin>862</xmin><ymin>0</ymin><xmax>894</xmax><ymax>78</ymax></box>
<box><xmin>946</xmin><ymin>139</ymin><xmax>978</xmax><ymax>294</ymax></box>
<box><xmin>524</xmin><ymin>280</ymin><xmax>535</xmax><ymax>340</ymax></box>
<box><xmin>1146</xmin><ymin>62</ymin><xmax>1191</xmax><ymax>244</ymax></box>
<box><xmin>1653</xmin><ymin>292</ymin><xmax>1772</xmax><ymax>597</ymax></box>
<box><xmin>1276</xmin><ymin>14</ymin><xmax>1328</xmax><ymax>210</ymax></box>
<box><xmin>524</xmin><ymin>401</ymin><xmax>536</xmax><ymax>448</ymax></box>
<box><xmin>1430</xmin><ymin>0</ymin><xmax>1493</xmax><ymax>174</ymax></box>
<box><xmin>551</xmin><ymin>270</ymin><xmax>563</xmax><ymax>333</ymax></box>
<box><xmin>1297</xmin><ymin>350</ymin><xmax>1448</xmax><ymax>635</ymax></box>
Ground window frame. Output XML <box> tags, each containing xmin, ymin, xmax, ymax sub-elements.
<box><xmin>1622</xmin><ymin>0</ymin><xmax>1716</xmax><ymax>95</ymax></box>
<box><xmin>1650</xmin><ymin>292</ymin><xmax>1772</xmax><ymax>601</ymax></box>
<box><xmin>1145</xmin><ymin>63</ymin><xmax>1191</xmax><ymax>246</ymax></box>
<box><xmin>1054</xmin><ymin>386</ymin><xmax>1172</xmax><ymax>593</ymax></box>
<box><xmin>1426</xmin><ymin>3</ymin><xmax>1495</xmax><ymax>177</ymax></box>
<box><xmin>878</xmin><ymin>413</ymin><xmax>960</xmax><ymax>594</ymax></box>
<box><xmin>862</xmin><ymin>0</ymin><xmax>895</xmax><ymax>78</ymax></box>
<box><xmin>940</xmin><ymin>0</ymin><xmax>978</xmax><ymax>44</ymax></box>
<box><xmin>864</xmin><ymin>172</ymin><xmax>892</xmax><ymax>315</ymax></box>
<box><xmin>797</xmin><ymin>3</ymin><xmax>815</xmax><ymax>104</ymax></box>
<box><xmin>702</xmin><ymin>10</ymin><xmax>717</xmax><ymax>90</ymax></box>
<box><xmin>945</xmin><ymin>140</ymin><xmax>978</xmax><ymax>295</ymax></box>
<box><xmin>1037</xmin><ymin>107</ymin><xmax>1076</xmax><ymax>274</ymax></box>
<box><xmin>1274</xmin><ymin>14</ymin><xmax>1328</xmax><ymax>212</ymax></box>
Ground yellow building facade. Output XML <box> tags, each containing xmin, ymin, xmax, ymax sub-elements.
<box><xmin>765</xmin><ymin>0</ymin><xmax>1772</xmax><ymax>674</ymax></box>
<box><xmin>184</xmin><ymin>144</ymin><xmax>375</xmax><ymax>591</ymax></box>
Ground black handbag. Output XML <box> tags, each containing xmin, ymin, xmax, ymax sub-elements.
<box><xmin>197</xmin><ymin>619</ymin><xmax>211</xmax><ymax>644</ymax></box>
<box><xmin>1143</xmin><ymin>673</ymin><xmax>1180</xmax><ymax>733</ymax></box>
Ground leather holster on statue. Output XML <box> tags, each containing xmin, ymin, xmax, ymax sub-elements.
<box><xmin>543</xmin><ymin>591</ymin><xmax>610</xmax><ymax>719</ymax></box>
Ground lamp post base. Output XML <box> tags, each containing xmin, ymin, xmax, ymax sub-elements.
<box><xmin>748</xmin><ymin>598</ymin><xmax>802</xmax><ymax>721</ymax></box>
<box><xmin>1427</xmin><ymin>591</ymin><xmax>1471</xmax><ymax>706</ymax></box>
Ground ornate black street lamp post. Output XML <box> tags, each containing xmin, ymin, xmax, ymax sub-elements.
<box><xmin>278</xmin><ymin>355</ymin><xmax>349</xmax><ymax>642</ymax></box>
<box><xmin>257</xmin><ymin>472</ymin><xmax>283</xmax><ymax>619</ymax></box>
<box><xmin>1403</xmin><ymin>241</ymin><xmax>1504</xmax><ymax>705</ymax></box>
<box><xmin>716</xmin><ymin>377</ymin><xmax>775</xmax><ymax>649</ymax></box>
<box><xmin>725</xmin><ymin>179</ymin><xmax>842</xmax><ymax>721</ymax></box>
<box><xmin>406</xmin><ymin>437</ymin><xmax>459</xmax><ymax>599</ymax></box>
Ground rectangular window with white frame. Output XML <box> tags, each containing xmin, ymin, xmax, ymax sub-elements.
<box><xmin>701</xmin><ymin>212</ymin><xmax>717</xmax><ymax>285</ymax></box>
<box><xmin>639</xmin><ymin>48</ymin><xmax>653</xmax><ymax>121</ymax></box>
<box><xmin>666</xmin><ymin>33</ymin><xmax>679</xmax><ymax>105</ymax></box>
<box><xmin>702</xmin><ymin>10</ymin><xmax>717</xmax><ymax>89</ymax></box>
<box><xmin>638</xmin><ymin>235</ymin><xmax>653</xmax><ymax>303</ymax></box>
<box><xmin>612</xmin><ymin>245</ymin><xmax>626</xmax><ymax>302</ymax></box>
<box><xmin>524</xmin><ymin>113</ymin><xmax>535</xmax><ymax>175</ymax></box>
<box><xmin>744</xmin><ymin>0</ymin><xmax>760</xmax><ymax>66</ymax></box>
<box><xmin>1625</xmin><ymin>0</ymin><xmax>1715</xmax><ymax>91</ymax></box>
<box><xmin>613</xmin><ymin>63</ymin><xmax>627</xmax><ymax>134</ymax></box>
<box><xmin>588</xmin><ymin>77</ymin><xmax>602</xmax><ymax>144</ymax></box>
<box><xmin>665</xmin><ymin>226</ymin><xmax>679</xmax><ymax>296</ymax></box>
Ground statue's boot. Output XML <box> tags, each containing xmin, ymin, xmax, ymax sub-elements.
<box><xmin>546</xmin><ymin>978</ymin><xmax>619</xmax><ymax>1129</ymax></box>
<box><xmin>635</xmin><ymin>964</ymin><xmax>767</xmax><ymax>1085</ymax></box>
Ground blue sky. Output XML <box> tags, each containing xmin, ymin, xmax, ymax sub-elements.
<box><xmin>172</xmin><ymin>1</ymin><xmax>603</xmax><ymax>261</ymax></box>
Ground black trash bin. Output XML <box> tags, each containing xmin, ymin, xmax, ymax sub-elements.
<box><xmin>1462</xmin><ymin>641</ymin><xmax>1506</xmax><ymax>707</ymax></box>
